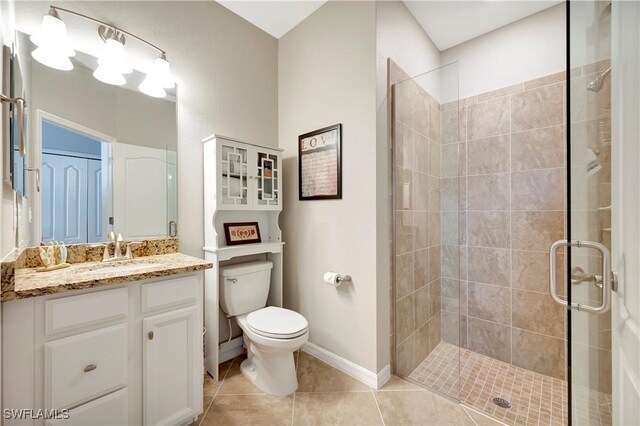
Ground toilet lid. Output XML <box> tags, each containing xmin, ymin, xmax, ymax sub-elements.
<box><xmin>246</xmin><ymin>307</ymin><xmax>308</xmax><ymax>339</ymax></box>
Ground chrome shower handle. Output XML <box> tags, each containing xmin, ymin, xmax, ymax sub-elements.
<box><xmin>549</xmin><ymin>239</ymin><xmax>614</xmax><ymax>314</ymax></box>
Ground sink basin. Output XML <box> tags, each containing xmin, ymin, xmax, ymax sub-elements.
<box><xmin>78</xmin><ymin>263</ymin><xmax>159</xmax><ymax>277</ymax></box>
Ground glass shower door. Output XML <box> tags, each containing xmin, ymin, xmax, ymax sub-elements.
<box><xmin>391</xmin><ymin>62</ymin><xmax>460</xmax><ymax>401</ymax></box>
<box><xmin>556</xmin><ymin>1</ymin><xmax>614</xmax><ymax>424</ymax></box>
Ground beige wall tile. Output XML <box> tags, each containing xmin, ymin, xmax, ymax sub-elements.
<box><xmin>467</xmin><ymin>135</ymin><xmax>511</xmax><ymax>175</ymax></box>
<box><xmin>512</xmin><ymin>289</ymin><xmax>564</xmax><ymax>338</ymax></box>
<box><xmin>441</xmin><ymin>278</ymin><xmax>460</xmax><ymax>313</ymax></box>
<box><xmin>396</xmin><ymin>295</ymin><xmax>415</xmax><ymax>342</ymax></box>
<box><xmin>467</xmin><ymin>211</ymin><xmax>511</xmax><ymax>249</ymax></box>
<box><xmin>511</xmin><ymin>83</ymin><xmax>564</xmax><ymax>132</ymax></box>
<box><xmin>512</xmin><ymin>328</ymin><xmax>565</xmax><ymax>379</ymax></box>
<box><xmin>415</xmin><ymin>283</ymin><xmax>431</xmax><ymax>327</ymax></box>
<box><xmin>428</xmin><ymin>246</ymin><xmax>441</xmax><ymax>283</ymax></box>
<box><xmin>395</xmin><ymin>122</ymin><xmax>414</xmax><ymax>169</ymax></box>
<box><xmin>414</xmin><ymin>90</ymin><xmax>430</xmax><ymax>137</ymax></box>
<box><xmin>429</xmin><ymin>103</ymin><xmax>442</xmax><ymax>143</ymax></box>
<box><xmin>430</xmin><ymin>279</ymin><xmax>441</xmax><ymax>316</ymax></box>
<box><xmin>441</xmin><ymin>310</ymin><xmax>463</xmax><ymax>347</ymax></box>
<box><xmin>467</xmin><ymin>317</ymin><xmax>511</xmax><ymax>363</ymax></box>
<box><xmin>396</xmin><ymin>210</ymin><xmax>414</xmax><ymax>254</ymax></box>
<box><xmin>429</xmin><ymin>139</ymin><xmax>441</xmax><ymax>176</ymax></box>
<box><xmin>414</xmin><ymin>211</ymin><xmax>429</xmax><ymax>250</ymax></box>
<box><xmin>441</xmin><ymin>244</ymin><xmax>460</xmax><ymax>280</ymax></box>
<box><xmin>468</xmin><ymin>282</ymin><xmax>511</xmax><ymax>325</ymax></box>
<box><xmin>441</xmin><ymin>211</ymin><xmax>461</xmax><ymax>246</ymax></box>
<box><xmin>467</xmin><ymin>97</ymin><xmax>510</xmax><ymax>140</ymax></box>
<box><xmin>512</xmin><ymin>211</ymin><xmax>564</xmax><ymax>251</ymax></box>
<box><xmin>412</xmin><ymin>172</ymin><xmax>429</xmax><ymax>211</ymax></box>
<box><xmin>428</xmin><ymin>213</ymin><xmax>441</xmax><ymax>247</ymax></box>
<box><xmin>441</xmin><ymin>177</ymin><xmax>463</xmax><ymax>211</ymax></box>
<box><xmin>512</xmin><ymin>250</ymin><xmax>564</xmax><ymax>294</ymax></box>
<box><xmin>523</xmin><ymin>72</ymin><xmax>565</xmax><ymax>90</ymax></box>
<box><xmin>468</xmin><ymin>247</ymin><xmax>511</xmax><ymax>287</ymax></box>
<box><xmin>396</xmin><ymin>332</ymin><xmax>416</xmax><ymax>376</ymax></box>
<box><xmin>511</xmin><ymin>168</ymin><xmax>565</xmax><ymax>211</ymax></box>
<box><xmin>441</xmin><ymin>107</ymin><xmax>465</xmax><ymax>144</ymax></box>
<box><xmin>511</xmin><ymin>126</ymin><xmax>565</xmax><ymax>171</ymax></box>
<box><xmin>395</xmin><ymin>252</ymin><xmax>414</xmax><ymax>300</ymax></box>
<box><xmin>429</xmin><ymin>312</ymin><xmax>442</xmax><ymax>349</ymax></box>
<box><xmin>414</xmin><ymin>248</ymin><xmax>429</xmax><ymax>290</ymax></box>
<box><xmin>416</xmin><ymin>321</ymin><xmax>432</xmax><ymax>361</ymax></box>
<box><xmin>467</xmin><ymin>173</ymin><xmax>511</xmax><ymax>211</ymax></box>
<box><xmin>394</xmin><ymin>80</ymin><xmax>415</xmax><ymax>128</ymax></box>
<box><xmin>571</xmin><ymin>342</ymin><xmax>611</xmax><ymax>393</ymax></box>
<box><xmin>413</xmin><ymin>132</ymin><xmax>429</xmax><ymax>173</ymax></box>
<box><xmin>428</xmin><ymin>176</ymin><xmax>441</xmax><ymax>211</ymax></box>
<box><xmin>477</xmin><ymin>83</ymin><xmax>523</xmax><ymax>103</ymax></box>
<box><xmin>442</xmin><ymin>142</ymin><xmax>466</xmax><ymax>178</ymax></box>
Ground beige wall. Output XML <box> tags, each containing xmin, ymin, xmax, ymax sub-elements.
<box><xmin>441</xmin><ymin>4</ymin><xmax>566</xmax><ymax>99</ymax></box>
<box><xmin>279</xmin><ymin>1</ymin><xmax>382</xmax><ymax>373</ymax></box>
<box><xmin>15</xmin><ymin>1</ymin><xmax>279</xmax><ymax>257</ymax></box>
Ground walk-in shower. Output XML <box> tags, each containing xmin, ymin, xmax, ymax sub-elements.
<box><xmin>390</xmin><ymin>2</ymin><xmax>613</xmax><ymax>424</ymax></box>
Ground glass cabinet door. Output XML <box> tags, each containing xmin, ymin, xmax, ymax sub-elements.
<box><xmin>254</xmin><ymin>149</ymin><xmax>280</xmax><ymax>210</ymax></box>
<box><xmin>219</xmin><ymin>141</ymin><xmax>249</xmax><ymax>209</ymax></box>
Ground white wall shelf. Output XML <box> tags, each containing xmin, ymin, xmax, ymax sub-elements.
<box><xmin>202</xmin><ymin>134</ymin><xmax>284</xmax><ymax>381</ymax></box>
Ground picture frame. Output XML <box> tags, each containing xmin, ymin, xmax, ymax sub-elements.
<box><xmin>223</xmin><ymin>222</ymin><xmax>262</xmax><ymax>246</ymax></box>
<box><xmin>298</xmin><ymin>123</ymin><xmax>342</xmax><ymax>200</ymax></box>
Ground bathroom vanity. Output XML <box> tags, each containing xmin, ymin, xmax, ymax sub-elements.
<box><xmin>1</xmin><ymin>244</ymin><xmax>211</xmax><ymax>426</ymax></box>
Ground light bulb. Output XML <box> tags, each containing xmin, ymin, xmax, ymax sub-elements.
<box><xmin>139</xmin><ymin>73</ymin><xmax>166</xmax><ymax>98</ymax></box>
<box><xmin>32</xmin><ymin>46</ymin><xmax>73</xmax><ymax>71</ymax></box>
<box><xmin>30</xmin><ymin>9</ymin><xmax>75</xmax><ymax>71</ymax></box>
<box><xmin>151</xmin><ymin>56</ymin><xmax>175</xmax><ymax>89</ymax></box>
<box><xmin>30</xmin><ymin>13</ymin><xmax>75</xmax><ymax>57</ymax></box>
<box><xmin>93</xmin><ymin>62</ymin><xmax>126</xmax><ymax>86</ymax></box>
<box><xmin>96</xmin><ymin>38</ymin><xmax>132</xmax><ymax>75</ymax></box>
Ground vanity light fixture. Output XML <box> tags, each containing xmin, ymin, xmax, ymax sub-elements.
<box><xmin>30</xmin><ymin>5</ymin><xmax>175</xmax><ymax>97</ymax></box>
<box><xmin>30</xmin><ymin>7</ymin><xmax>75</xmax><ymax>71</ymax></box>
<box><xmin>139</xmin><ymin>53</ymin><xmax>175</xmax><ymax>98</ymax></box>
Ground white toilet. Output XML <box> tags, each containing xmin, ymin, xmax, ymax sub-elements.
<box><xmin>219</xmin><ymin>261</ymin><xmax>309</xmax><ymax>397</ymax></box>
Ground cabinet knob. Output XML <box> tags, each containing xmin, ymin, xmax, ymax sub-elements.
<box><xmin>148</xmin><ymin>331</ymin><xmax>154</xmax><ymax>340</ymax></box>
<box><xmin>84</xmin><ymin>364</ymin><xmax>97</xmax><ymax>373</ymax></box>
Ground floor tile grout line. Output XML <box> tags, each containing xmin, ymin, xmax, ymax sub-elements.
<box><xmin>199</xmin><ymin>356</ymin><xmax>237</xmax><ymax>425</ymax></box>
<box><xmin>371</xmin><ymin>389</ymin><xmax>386</xmax><ymax>426</ymax></box>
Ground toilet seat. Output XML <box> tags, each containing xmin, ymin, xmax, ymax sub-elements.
<box><xmin>245</xmin><ymin>306</ymin><xmax>308</xmax><ymax>339</ymax></box>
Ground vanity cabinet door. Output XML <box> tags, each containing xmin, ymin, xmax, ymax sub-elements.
<box><xmin>253</xmin><ymin>148</ymin><xmax>281</xmax><ymax>211</ymax></box>
<box><xmin>216</xmin><ymin>140</ymin><xmax>251</xmax><ymax>210</ymax></box>
<box><xmin>143</xmin><ymin>305</ymin><xmax>201</xmax><ymax>426</ymax></box>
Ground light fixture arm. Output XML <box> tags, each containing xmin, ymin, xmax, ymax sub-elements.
<box><xmin>48</xmin><ymin>5</ymin><xmax>167</xmax><ymax>57</ymax></box>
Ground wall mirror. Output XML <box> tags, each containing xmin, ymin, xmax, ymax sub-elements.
<box><xmin>15</xmin><ymin>30</ymin><xmax>177</xmax><ymax>246</ymax></box>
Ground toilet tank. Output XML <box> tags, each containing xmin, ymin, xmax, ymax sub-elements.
<box><xmin>219</xmin><ymin>261</ymin><xmax>273</xmax><ymax>316</ymax></box>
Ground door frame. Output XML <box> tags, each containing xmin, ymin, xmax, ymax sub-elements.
<box><xmin>32</xmin><ymin>110</ymin><xmax>116</xmax><ymax>245</ymax></box>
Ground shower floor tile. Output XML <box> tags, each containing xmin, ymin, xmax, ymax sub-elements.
<box><xmin>409</xmin><ymin>342</ymin><xmax>612</xmax><ymax>426</ymax></box>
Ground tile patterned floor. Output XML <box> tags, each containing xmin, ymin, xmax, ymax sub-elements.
<box><xmin>409</xmin><ymin>342</ymin><xmax>612</xmax><ymax>426</ymax></box>
<box><xmin>193</xmin><ymin>350</ymin><xmax>503</xmax><ymax>426</ymax></box>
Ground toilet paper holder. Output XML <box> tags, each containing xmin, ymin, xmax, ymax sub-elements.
<box><xmin>336</xmin><ymin>274</ymin><xmax>352</xmax><ymax>284</ymax></box>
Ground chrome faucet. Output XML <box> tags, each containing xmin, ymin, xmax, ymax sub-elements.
<box><xmin>101</xmin><ymin>232</ymin><xmax>140</xmax><ymax>262</ymax></box>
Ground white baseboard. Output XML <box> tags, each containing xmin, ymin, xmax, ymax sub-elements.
<box><xmin>302</xmin><ymin>342</ymin><xmax>391</xmax><ymax>389</ymax></box>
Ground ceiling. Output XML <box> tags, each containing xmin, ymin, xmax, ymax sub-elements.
<box><xmin>217</xmin><ymin>1</ymin><xmax>327</xmax><ymax>39</ymax></box>
<box><xmin>216</xmin><ymin>1</ymin><xmax>561</xmax><ymax>46</ymax></box>
<box><xmin>403</xmin><ymin>1</ymin><xmax>562</xmax><ymax>51</ymax></box>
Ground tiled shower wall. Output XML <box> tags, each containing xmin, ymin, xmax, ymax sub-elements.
<box><xmin>391</xmin><ymin>60</ymin><xmax>445</xmax><ymax>377</ymax></box>
<box><xmin>440</xmin><ymin>72</ymin><xmax>569</xmax><ymax>380</ymax></box>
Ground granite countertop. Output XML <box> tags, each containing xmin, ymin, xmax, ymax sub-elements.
<box><xmin>2</xmin><ymin>253</ymin><xmax>213</xmax><ymax>302</ymax></box>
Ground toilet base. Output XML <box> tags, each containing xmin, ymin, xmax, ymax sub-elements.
<box><xmin>240</xmin><ymin>339</ymin><xmax>299</xmax><ymax>397</ymax></box>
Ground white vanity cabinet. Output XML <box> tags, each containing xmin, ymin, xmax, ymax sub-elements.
<box><xmin>2</xmin><ymin>274</ymin><xmax>204</xmax><ymax>426</ymax></box>
<box><xmin>205</xmin><ymin>135</ymin><xmax>282</xmax><ymax>211</ymax></box>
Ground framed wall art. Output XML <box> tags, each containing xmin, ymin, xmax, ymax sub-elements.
<box><xmin>298</xmin><ymin>123</ymin><xmax>342</xmax><ymax>200</ymax></box>
<box><xmin>223</xmin><ymin>222</ymin><xmax>261</xmax><ymax>245</ymax></box>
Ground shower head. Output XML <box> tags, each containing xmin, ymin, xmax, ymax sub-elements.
<box><xmin>587</xmin><ymin>67</ymin><xmax>611</xmax><ymax>92</ymax></box>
